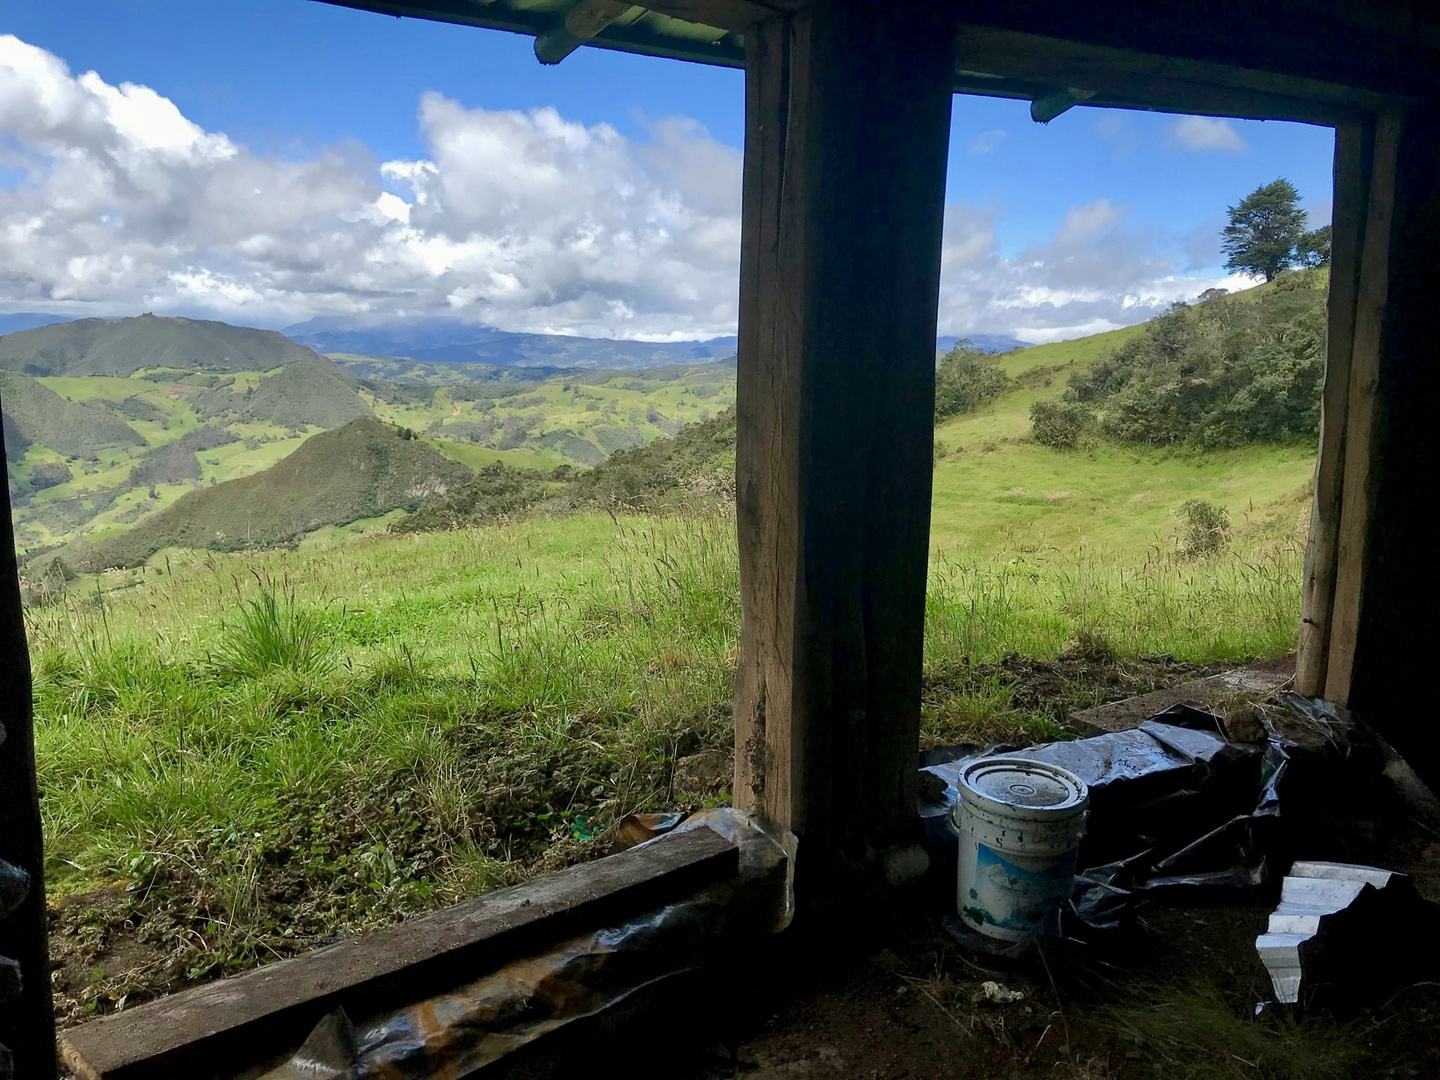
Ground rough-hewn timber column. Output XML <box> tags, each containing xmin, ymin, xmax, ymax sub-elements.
<box><xmin>1295</xmin><ymin>120</ymin><xmax>1371</xmax><ymax>697</ymax></box>
<box><xmin>733</xmin><ymin>1</ymin><xmax>956</xmax><ymax>858</ymax></box>
<box><xmin>1</xmin><ymin>439</ymin><xmax>58</xmax><ymax>1077</ymax></box>
<box><xmin>1343</xmin><ymin>103</ymin><xmax>1440</xmax><ymax>790</ymax></box>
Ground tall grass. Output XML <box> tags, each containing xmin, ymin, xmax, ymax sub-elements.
<box><xmin>206</xmin><ymin>572</ymin><xmax>334</xmax><ymax>679</ymax></box>
<box><xmin>25</xmin><ymin>509</ymin><xmax>1301</xmax><ymax>938</ymax></box>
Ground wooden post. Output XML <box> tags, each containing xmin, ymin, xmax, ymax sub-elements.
<box><xmin>0</xmin><ymin>438</ymin><xmax>58</xmax><ymax>1077</ymax></box>
<box><xmin>733</xmin><ymin>1</ymin><xmax>956</xmax><ymax>859</ymax></box>
<box><xmin>1341</xmin><ymin>103</ymin><xmax>1440</xmax><ymax>789</ymax></box>
<box><xmin>1324</xmin><ymin>108</ymin><xmax>1403</xmax><ymax>703</ymax></box>
<box><xmin>1295</xmin><ymin>121</ymin><xmax>1371</xmax><ymax>696</ymax></box>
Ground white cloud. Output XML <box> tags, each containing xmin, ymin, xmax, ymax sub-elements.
<box><xmin>968</xmin><ymin>129</ymin><xmax>1007</xmax><ymax>155</ymax></box>
<box><xmin>1170</xmin><ymin>116</ymin><xmax>1246</xmax><ymax>152</ymax></box>
<box><xmin>933</xmin><ymin>198</ymin><xmax>1240</xmax><ymax>342</ymax></box>
<box><xmin>0</xmin><ymin>35</ymin><xmax>742</xmax><ymax>338</ymax></box>
<box><xmin>0</xmin><ymin>34</ymin><xmax>1250</xmax><ymax>347</ymax></box>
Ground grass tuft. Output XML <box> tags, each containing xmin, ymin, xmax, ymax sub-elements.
<box><xmin>207</xmin><ymin>573</ymin><xmax>335</xmax><ymax>679</ymax></box>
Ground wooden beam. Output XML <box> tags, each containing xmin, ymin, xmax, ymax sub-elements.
<box><xmin>315</xmin><ymin>0</ymin><xmax>748</xmax><ymax>68</ymax></box>
<box><xmin>948</xmin><ymin>5</ymin><xmax>1439</xmax><ymax>106</ymax></box>
<box><xmin>1295</xmin><ymin>121</ymin><xmax>1372</xmax><ymax>696</ymax></box>
<box><xmin>60</xmin><ymin>828</ymin><xmax>736</xmax><ymax>1080</ymax></box>
<box><xmin>0</xmin><ymin>439</ymin><xmax>57</xmax><ymax>1076</ymax></box>
<box><xmin>1343</xmin><ymin>102</ymin><xmax>1440</xmax><ymax>792</ymax></box>
<box><xmin>535</xmin><ymin>0</ymin><xmax>636</xmax><ymax>65</ymax></box>
<box><xmin>1325</xmin><ymin>108</ymin><xmax>1403</xmax><ymax>704</ymax></box>
<box><xmin>734</xmin><ymin>0</ymin><xmax>955</xmax><ymax>855</ymax></box>
<box><xmin>953</xmin><ymin>24</ymin><xmax>1377</xmax><ymax>126</ymax></box>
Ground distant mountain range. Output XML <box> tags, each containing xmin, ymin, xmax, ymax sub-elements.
<box><xmin>283</xmin><ymin>316</ymin><xmax>740</xmax><ymax>371</ymax></box>
<box><xmin>1</xmin><ymin>312</ymin><xmax>1028</xmax><ymax>370</ymax></box>
<box><xmin>0</xmin><ymin>314</ymin><xmax>338</xmax><ymax>378</ymax></box>
<box><xmin>936</xmin><ymin>334</ymin><xmax>1027</xmax><ymax>354</ymax></box>
<box><xmin>0</xmin><ymin>313</ymin><xmax>76</xmax><ymax>335</ymax></box>
<box><xmin>288</xmin><ymin>317</ymin><xmax>1028</xmax><ymax>366</ymax></box>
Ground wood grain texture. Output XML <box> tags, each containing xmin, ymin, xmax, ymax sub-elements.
<box><xmin>734</xmin><ymin>0</ymin><xmax>955</xmax><ymax>854</ymax></box>
<box><xmin>1343</xmin><ymin>104</ymin><xmax>1440</xmax><ymax>792</ymax></box>
<box><xmin>1296</xmin><ymin>121</ymin><xmax>1371</xmax><ymax>696</ymax></box>
<box><xmin>60</xmin><ymin>828</ymin><xmax>737</xmax><ymax>1080</ymax></box>
<box><xmin>952</xmin><ymin>24</ymin><xmax>1381</xmax><ymax>125</ymax></box>
<box><xmin>1325</xmin><ymin>108</ymin><xmax>1404</xmax><ymax>704</ymax></box>
<box><xmin>0</xmin><ymin>437</ymin><xmax>57</xmax><ymax>1076</ymax></box>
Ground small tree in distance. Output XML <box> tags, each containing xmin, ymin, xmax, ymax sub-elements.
<box><xmin>1222</xmin><ymin>179</ymin><xmax>1309</xmax><ymax>282</ymax></box>
<box><xmin>934</xmin><ymin>340</ymin><xmax>1009</xmax><ymax>421</ymax></box>
<box><xmin>1298</xmin><ymin>224</ymin><xmax>1332</xmax><ymax>267</ymax></box>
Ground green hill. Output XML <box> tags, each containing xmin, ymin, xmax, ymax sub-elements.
<box><xmin>1</xmin><ymin>370</ymin><xmax>145</xmax><ymax>461</ymax></box>
<box><xmin>0</xmin><ymin>313</ymin><xmax>330</xmax><ymax>377</ymax></box>
<box><xmin>190</xmin><ymin>358</ymin><xmax>370</xmax><ymax>430</ymax></box>
<box><xmin>59</xmin><ymin>418</ymin><xmax>472</xmax><ymax>571</ymax></box>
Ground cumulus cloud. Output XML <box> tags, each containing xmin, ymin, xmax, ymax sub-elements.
<box><xmin>967</xmin><ymin>129</ymin><xmax>1007</xmax><ymax>155</ymax></box>
<box><xmin>0</xmin><ymin>34</ymin><xmax>742</xmax><ymax>338</ymax></box>
<box><xmin>0</xmin><ymin>34</ymin><xmax>1241</xmax><ymax>344</ymax></box>
<box><xmin>1170</xmin><ymin>116</ymin><xmax>1246</xmax><ymax>152</ymax></box>
<box><xmin>933</xmin><ymin>198</ymin><xmax>1238</xmax><ymax>343</ymax></box>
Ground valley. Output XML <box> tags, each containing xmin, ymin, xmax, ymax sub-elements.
<box><xmin>6</xmin><ymin>284</ymin><xmax>1318</xmax><ymax>1028</ymax></box>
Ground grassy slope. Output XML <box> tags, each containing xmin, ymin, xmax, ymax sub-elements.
<box><xmin>60</xmin><ymin>418</ymin><xmax>473</xmax><ymax>570</ymax></box>
<box><xmin>25</xmin><ymin>300</ymin><xmax>1312</xmax><ymax>1020</ymax></box>
<box><xmin>931</xmin><ymin>303</ymin><xmax>1315</xmax><ymax>560</ymax></box>
<box><xmin>6</xmin><ymin>359</ymin><xmax>733</xmax><ymax>555</ymax></box>
<box><xmin>363</xmin><ymin>361</ymin><xmax>736</xmax><ymax>467</ymax></box>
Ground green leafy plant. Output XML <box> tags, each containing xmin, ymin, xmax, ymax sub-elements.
<box><xmin>208</xmin><ymin>574</ymin><xmax>334</xmax><ymax>678</ymax></box>
<box><xmin>1177</xmin><ymin>500</ymin><xmax>1231</xmax><ymax>560</ymax></box>
<box><xmin>1029</xmin><ymin>400</ymin><xmax>1091</xmax><ymax>449</ymax></box>
<box><xmin>934</xmin><ymin>341</ymin><xmax>1010</xmax><ymax>422</ymax></box>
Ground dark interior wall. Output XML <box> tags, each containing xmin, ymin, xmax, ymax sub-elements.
<box><xmin>0</xmin><ymin>440</ymin><xmax>57</xmax><ymax>1077</ymax></box>
<box><xmin>1349</xmin><ymin>104</ymin><xmax>1440</xmax><ymax>788</ymax></box>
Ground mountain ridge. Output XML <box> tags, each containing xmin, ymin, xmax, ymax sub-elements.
<box><xmin>56</xmin><ymin>417</ymin><xmax>471</xmax><ymax>571</ymax></box>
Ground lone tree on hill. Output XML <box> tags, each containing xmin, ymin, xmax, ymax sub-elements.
<box><xmin>1222</xmin><ymin>179</ymin><xmax>1309</xmax><ymax>282</ymax></box>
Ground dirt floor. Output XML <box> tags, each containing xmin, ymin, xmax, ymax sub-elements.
<box><xmin>652</xmin><ymin>702</ymin><xmax>1440</xmax><ymax>1080</ymax></box>
<box><xmin>658</xmin><ymin>881</ymin><xmax>1440</xmax><ymax>1080</ymax></box>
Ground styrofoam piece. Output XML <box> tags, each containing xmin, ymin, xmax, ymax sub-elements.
<box><xmin>1256</xmin><ymin>860</ymin><xmax>1409</xmax><ymax>1005</ymax></box>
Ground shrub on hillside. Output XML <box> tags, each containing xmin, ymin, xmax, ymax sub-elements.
<box><xmin>28</xmin><ymin>461</ymin><xmax>72</xmax><ymax>492</ymax></box>
<box><xmin>129</xmin><ymin>442</ymin><xmax>201</xmax><ymax>487</ymax></box>
<box><xmin>116</xmin><ymin>396</ymin><xmax>167</xmax><ymax>422</ymax></box>
<box><xmin>570</xmin><ymin>407</ymin><xmax>736</xmax><ymax>510</ymax></box>
<box><xmin>1177</xmin><ymin>500</ymin><xmax>1230</xmax><ymax>559</ymax></box>
<box><xmin>934</xmin><ymin>341</ymin><xmax>1010</xmax><ymax>421</ymax></box>
<box><xmin>174</xmin><ymin>425</ymin><xmax>239</xmax><ymax>453</ymax></box>
<box><xmin>1062</xmin><ymin>278</ymin><xmax>1325</xmax><ymax>447</ymax></box>
<box><xmin>392</xmin><ymin>461</ymin><xmax>551</xmax><ymax>533</ymax></box>
<box><xmin>1029</xmin><ymin>400</ymin><xmax>1091</xmax><ymax>450</ymax></box>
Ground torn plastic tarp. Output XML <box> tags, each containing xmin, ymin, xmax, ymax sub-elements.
<box><xmin>920</xmin><ymin>700</ymin><xmax>1365</xmax><ymax>938</ymax></box>
<box><xmin>256</xmin><ymin>809</ymin><xmax>795</xmax><ymax>1080</ymax></box>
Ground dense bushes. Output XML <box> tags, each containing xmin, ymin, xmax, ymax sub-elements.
<box><xmin>1040</xmin><ymin>271</ymin><xmax>1326</xmax><ymax>449</ymax></box>
<box><xmin>935</xmin><ymin>341</ymin><xmax>1010</xmax><ymax>421</ymax></box>
<box><xmin>392</xmin><ymin>461</ymin><xmax>552</xmax><ymax>533</ymax></box>
<box><xmin>570</xmin><ymin>408</ymin><xmax>735</xmax><ymax>510</ymax></box>
<box><xmin>1029</xmin><ymin>400</ymin><xmax>1091</xmax><ymax>449</ymax></box>
<box><xmin>128</xmin><ymin>442</ymin><xmax>201</xmax><ymax>487</ymax></box>
<box><xmin>28</xmin><ymin>461</ymin><xmax>72</xmax><ymax>492</ymax></box>
<box><xmin>1177</xmin><ymin>500</ymin><xmax>1231</xmax><ymax>559</ymax></box>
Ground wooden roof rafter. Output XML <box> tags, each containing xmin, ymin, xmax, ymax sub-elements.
<box><xmin>314</xmin><ymin>0</ymin><xmax>1430</xmax><ymax>128</ymax></box>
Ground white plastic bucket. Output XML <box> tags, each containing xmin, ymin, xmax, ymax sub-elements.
<box><xmin>952</xmin><ymin>757</ymin><xmax>1089</xmax><ymax>941</ymax></box>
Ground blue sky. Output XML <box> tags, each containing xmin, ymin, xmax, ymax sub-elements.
<box><xmin>0</xmin><ymin>0</ymin><xmax>1336</xmax><ymax>342</ymax></box>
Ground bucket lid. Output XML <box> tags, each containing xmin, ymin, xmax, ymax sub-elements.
<box><xmin>957</xmin><ymin>757</ymin><xmax>1088</xmax><ymax>815</ymax></box>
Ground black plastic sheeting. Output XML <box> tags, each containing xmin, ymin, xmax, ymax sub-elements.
<box><xmin>256</xmin><ymin>809</ymin><xmax>794</xmax><ymax>1080</ymax></box>
<box><xmin>920</xmin><ymin>695</ymin><xmax>1394</xmax><ymax>944</ymax></box>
